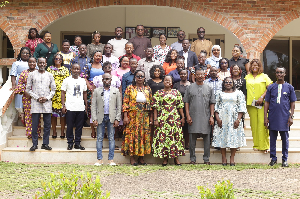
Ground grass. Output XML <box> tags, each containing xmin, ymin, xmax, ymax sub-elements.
<box><xmin>0</xmin><ymin>162</ymin><xmax>299</xmax><ymax>198</ymax></box>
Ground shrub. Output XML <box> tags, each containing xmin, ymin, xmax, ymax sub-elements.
<box><xmin>35</xmin><ymin>172</ymin><xmax>110</xmax><ymax>199</ymax></box>
<box><xmin>197</xmin><ymin>180</ymin><xmax>235</xmax><ymax>199</ymax></box>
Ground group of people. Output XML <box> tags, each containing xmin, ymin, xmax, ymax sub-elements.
<box><xmin>10</xmin><ymin>25</ymin><xmax>296</xmax><ymax>167</ymax></box>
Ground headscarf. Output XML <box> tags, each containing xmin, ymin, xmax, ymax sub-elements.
<box><xmin>210</xmin><ymin>45</ymin><xmax>222</xmax><ymax>62</ymax></box>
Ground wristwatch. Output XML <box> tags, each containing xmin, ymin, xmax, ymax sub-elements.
<box><xmin>211</xmin><ymin>115</ymin><xmax>214</xmax><ymax>118</ymax></box>
<box><xmin>290</xmin><ymin>115</ymin><xmax>294</xmax><ymax>119</ymax></box>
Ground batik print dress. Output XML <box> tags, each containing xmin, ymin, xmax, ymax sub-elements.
<box><xmin>47</xmin><ymin>66</ymin><xmax>70</xmax><ymax>117</ymax></box>
<box><xmin>121</xmin><ymin>85</ymin><xmax>152</xmax><ymax>156</ymax></box>
<box><xmin>14</xmin><ymin>69</ymin><xmax>41</xmax><ymax>137</ymax></box>
<box><xmin>151</xmin><ymin>89</ymin><xmax>185</xmax><ymax>158</ymax></box>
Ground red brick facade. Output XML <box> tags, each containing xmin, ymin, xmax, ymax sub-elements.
<box><xmin>0</xmin><ymin>0</ymin><xmax>299</xmax><ymax>61</ymax></box>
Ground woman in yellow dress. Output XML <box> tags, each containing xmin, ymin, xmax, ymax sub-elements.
<box><xmin>244</xmin><ymin>59</ymin><xmax>272</xmax><ymax>152</ymax></box>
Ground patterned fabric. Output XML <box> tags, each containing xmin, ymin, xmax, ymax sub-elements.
<box><xmin>26</xmin><ymin>70</ymin><xmax>56</xmax><ymax>113</ymax></box>
<box><xmin>218</xmin><ymin>70</ymin><xmax>231</xmax><ymax>81</ymax></box>
<box><xmin>69</xmin><ymin>45</ymin><xmax>79</xmax><ymax>56</ymax></box>
<box><xmin>14</xmin><ymin>69</ymin><xmax>41</xmax><ymax>137</ymax></box>
<box><xmin>25</xmin><ymin>38</ymin><xmax>44</xmax><ymax>55</ymax></box>
<box><xmin>47</xmin><ymin>66</ymin><xmax>70</xmax><ymax>117</ymax></box>
<box><xmin>204</xmin><ymin>77</ymin><xmax>223</xmax><ymax>96</ymax></box>
<box><xmin>153</xmin><ymin>45</ymin><xmax>171</xmax><ymax>66</ymax></box>
<box><xmin>102</xmin><ymin>55</ymin><xmax>120</xmax><ymax>71</ymax></box>
<box><xmin>122</xmin><ymin>85</ymin><xmax>152</xmax><ymax>156</ymax></box>
<box><xmin>103</xmin><ymin>88</ymin><xmax>110</xmax><ymax>114</ymax></box>
<box><xmin>212</xmin><ymin>91</ymin><xmax>247</xmax><ymax>148</ymax></box>
<box><xmin>151</xmin><ymin>89</ymin><xmax>185</xmax><ymax>158</ymax></box>
<box><xmin>58</xmin><ymin>51</ymin><xmax>74</xmax><ymax>70</ymax></box>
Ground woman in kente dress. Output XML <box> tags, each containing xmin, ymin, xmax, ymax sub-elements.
<box><xmin>14</xmin><ymin>57</ymin><xmax>41</xmax><ymax>138</ymax></box>
<box><xmin>47</xmin><ymin>53</ymin><xmax>70</xmax><ymax>138</ymax></box>
<box><xmin>122</xmin><ymin>70</ymin><xmax>152</xmax><ymax>166</ymax></box>
<box><xmin>152</xmin><ymin>75</ymin><xmax>185</xmax><ymax>166</ymax></box>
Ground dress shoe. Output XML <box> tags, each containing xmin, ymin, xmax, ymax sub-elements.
<box><xmin>204</xmin><ymin>161</ymin><xmax>211</xmax><ymax>165</ymax></box>
<box><xmin>67</xmin><ymin>144</ymin><xmax>73</xmax><ymax>150</ymax></box>
<box><xmin>269</xmin><ymin>160</ymin><xmax>277</xmax><ymax>166</ymax></box>
<box><xmin>29</xmin><ymin>145</ymin><xmax>38</xmax><ymax>151</ymax></box>
<box><xmin>190</xmin><ymin>161</ymin><xmax>196</xmax><ymax>165</ymax></box>
<box><xmin>52</xmin><ymin>135</ymin><xmax>57</xmax><ymax>139</ymax></box>
<box><xmin>41</xmin><ymin>144</ymin><xmax>52</xmax><ymax>150</ymax></box>
<box><xmin>230</xmin><ymin>163</ymin><xmax>235</xmax><ymax>166</ymax></box>
<box><xmin>282</xmin><ymin>161</ymin><xmax>289</xmax><ymax>167</ymax></box>
<box><xmin>60</xmin><ymin>135</ymin><xmax>65</xmax><ymax>139</ymax></box>
<box><xmin>131</xmin><ymin>162</ymin><xmax>138</xmax><ymax>166</ymax></box>
<box><xmin>74</xmin><ymin>145</ymin><xmax>85</xmax><ymax>150</ymax></box>
<box><xmin>222</xmin><ymin>163</ymin><xmax>227</xmax><ymax>166</ymax></box>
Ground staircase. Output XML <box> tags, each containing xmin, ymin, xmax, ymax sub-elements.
<box><xmin>1</xmin><ymin>103</ymin><xmax>300</xmax><ymax>165</ymax></box>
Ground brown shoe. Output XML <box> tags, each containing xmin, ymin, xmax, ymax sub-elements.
<box><xmin>190</xmin><ymin>161</ymin><xmax>196</xmax><ymax>165</ymax></box>
<box><xmin>204</xmin><ymin>161</ymin><xmax>211</xmax><ymax>165</ymax></box>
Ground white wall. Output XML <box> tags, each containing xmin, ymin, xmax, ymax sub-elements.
<box><xmin>44</xmin><ymin>5</ymin><xmax>242</xmax><ymax>58</ymax></box>
<box><xmin>275</xmin><ymin>17</ymin><xmax>300</xmax><ymax>37</ymax></box>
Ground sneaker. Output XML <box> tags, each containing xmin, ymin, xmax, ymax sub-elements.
<box><xmin>94</xmin><ymin>160</ymin><xmax>103</xmax><ymax>166</ymax></box>
<box><xmin>108</xmin><ymin>160</ymin><xmax>117</xmax><ymax>166</ymax></box>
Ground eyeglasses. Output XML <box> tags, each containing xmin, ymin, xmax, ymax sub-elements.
<box><xmin>55</xmin><ymin>58</ymin><xmax>62</xmax><ymax>61</ymax></box>
<box><xmin>224</xmin><ymin>81</ymin><xmax>233</xmax><ymax>84</ymax></box>
<box><xmin>103</xmin><ymin>78</ymin><xmax>112</xmax><ymax>81</ymax></box>
<box><xmin>21</xmin><ymin>52</ymin><xmax>30</xmax><ymax>55</ymax></box>
<box><xmin>221</xmin><ymin>62</ymin><xmax>228</xmax><ymax>65</ymax></box>
<box><xmin>213</xmin><ymin>49</ymin><xmax>220</xmax><ymax>51</ymax></box>
<box><xmin>275</xmin><ymin>71</ymin><xmax>285</xmax><ymax>74</ymax></box>
<box><xmin>197</xmin><ymin>31</ymin><xmax>205</xmax><ymax>33</ymax></box>
<box><xmin>136</xmin><ymin>75</ymin><xmax>145</xmax><ymax>79</ymax></box>
<box><xmin>178</xmin><ymin>33</ymin><xmax>185</xmax><ymax>36</ymax></box>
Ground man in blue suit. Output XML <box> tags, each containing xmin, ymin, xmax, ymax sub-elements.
<box><xmin>178</xmin><ymin>39</ymin><xmax>198</xmax><ymax>70</ymax></box>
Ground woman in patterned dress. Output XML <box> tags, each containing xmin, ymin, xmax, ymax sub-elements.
<box><xmin>58</xmin><ymin>39</ymin><xmax>76</xmax><ymax>71</ymax></box>
<box><xmin>25</xmin><ymin>28</ymin><xmax>44</xmax><ymax>55</ymax></box>
<box><xmin>69</xmin><ymin>35</ymin><xmax>82</xmax><ymax>56</ymax></box>
<box><xmin>153</xmin><ymin>33</ymin><xmax>171</xmax><ymax>66</ymax></box>
<box><xmin>122</xmin><ymin>70</ymin><xmax>152</xmax><ymax>166</ymax></box>
<box><xmin>81</xmin><ymin>51</ymin><xmax>104</xmax><ymax>138</ymax></box>
<box><xmin>152</xmin><ymin>75</ymin><xmax>185</xmax><ymax>166</ymax></box>
<box><xmin>47</xmin><ymin>53</ymin><xmax>70</xmax><ymax>138</ymax></box>
<box><xmin>14</xmin><ymin>57</ymin><xmax>41</xmax><ymax>138</ymax></box>
<box><xmin>212</xmin><ymin>77</ymin><xmax>247</xmax><ymax>166</ymax></box>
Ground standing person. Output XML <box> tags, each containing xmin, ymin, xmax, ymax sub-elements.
<box><xmin>171</xmin><ymin>30</ymin><xmax>186</xmax><ymax>52</ymax></box>
<box><xmin>264</xmin><ymin>67</ymin><xmax>296</xmax><ymax>167</ymax></box>
<box><xmin>213</xmin><ymin>77</ymin><xmax>247</xmax><ymax>166</ymax></box>
<box><xmin>152</xmin><ymin>75</ymin><xmax>185</xmax><ymax>166</ymax></box>
<box><xmin>147</xmin><ymin>65</ymin><xmax>165</xmax><ymax>96</ymax></box>
<box><xmin>204</xmin><ymin>66</ymin><xmax>222</xmax><ymax>95</ymax></box>
<box><xmin>47</xmin><ymin>53</ymin><xmax>70</xmax><ymax>139</ymax></box>
<box><xmin>122</xmin><ymin>58</ymin><xmax>138</xmax><ymax>97</ymax></box>
<box><xmin>129</xmin><ymin>25</ymin><xmax>152</xmax><ymax>59</ymax></box>
<box><xmin>87</xmin><ymin>31</ymin><xmax>105</xmax><ymax>58</ymax></box>
<box><xmin>112</xmin><ymin>56</ymin><xmax>130</xmax><ymax>82</ymax></box>
<box><xmin>191</xmin><ymin>27</ymin><xmax>213</xmax><ymax>57</ymax></box>
<box><xmin>218</xmin><ymin>58</ymin><xmax>231</xmax><ymax>81</ymax></box>
<box><xmin>229</xmin><ymin>45</ymin><xmax>250</xmax><ymax>78</ymax></box>
<box><xmin>173</xmin><ymin>69</ymin><xmax>191</xmax><ymax>150</ymax></box>
<box><xmin>137</xmin><ymin>47</ymin><xmax>160</xmax><ymax>81</ymax></box>
<box><xmin>184</xmin><ymin>68</ymin><xmax>215</xmax><ymax>165</ymax></box>
<box><xmin>119</xmin><ymin>42</ymin><xmax>141</xmax><ymax>62</ymax></box>
<box><xmin>93</xmin><ymin>61</ymin><xmax>121</xmax><ymax>89</ymax></box>
<box><xmin>162</xmin><ymin>49</ymin><xmax>179</xmax><ymax>75</ymax></box>
<box><xmin>168</xmin><ymin>58</ymin><xmax>190</xmax><ymax>84</ymax></box>
<box><xmin>245</xmin><ymin>59</ymin><xmax>272</xmax><ymax>153</ymax></box>
<box><xmin>10</xmin><ymin>47</ymin><xmax>32</xmax><ymax>124</ymax></box>
<box><xmin>230</xmin><ymin>64</ymin><xmax>247</xmax><ymax>96</ymax></box>
<box><xmin>58</xmin><ymin>39</ymin><xmax>76</xmax><ymax>71</ymax></box>
<box><xmin>25</xmin><ymin>28</ymin><xmax>44</xmax><ymax>55</ymax></box>
<box><xmin>178</xmin><ymin>39</ymin><xmax>198</xmax><ymax>69</ymax></box>
<box><xmin>92</xmin><ymin>73</ymin><xmax>121</xmax><ymax>166</ymax></box>
<box><xmin>102</xmin><ymin>43</ymin><xmax>119</xmax><ymax>71</ymax></box>
<box><xmin>61</xmin><ymin>63</ymin><xmax>87</xmax><ymax>151</ymax></box>
<box><xmin>26</xmin><ymin>57</ymin><xmax>56</xmax><ymax>151</ymax></box>
<box><xmin>34</xmin><ymin>31</ymin><xmax>59</xmax><ymax>69</ymax></box>
<box><xmin>153</xmin><ymin>33</ymin><xmax>172</xmax><ymax>66</ymax></box>
<box><xmin>14</xmin><ymin>57</ymin><xmax>41</xmax><ymax>139</ymax></box>
<box><xmin>206</xmin><ymin>45</ymin><xmax>222</xmax><ymax>68</ymax></box>
<box><xmin>69</xmin><ymin>35</ymin><xmax>82</xmax><ymax>56</ymax></box>
<box><xmin>122</xmin><ymin>70</ymin><xmax>152</xmax><ymax>166</ymax></box>
<box><xmin>81</xmin><ymin>51</ymin><xmax>104</xmax><ymax>138</ymax></box>
<box><xmin>70</xmin><ymin>44</ymin><xmax>91</xmax><ymax>74</ymax></box>
<box><xmin>108</xmin><ymin>27</ymin><xmax>128</xmax><ymax>58</ymax></box>
<box><xmin>192</xmin><ymin>50</ymin><xmax>209</xmax><ymax>82</ymax></box>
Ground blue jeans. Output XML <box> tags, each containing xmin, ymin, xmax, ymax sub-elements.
<box><xmin>96</xmin><ymin>115</ymin><xmax>115</xmax><ymax>160</ymax></box>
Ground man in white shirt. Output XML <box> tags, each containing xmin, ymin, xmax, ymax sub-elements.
<box><xmin>108</xmin><ymin>27</ymin><xmax>128</xmax><ymax>58</ymax></box>
<box><xmin>61</xmin><ymin>63</ymin><xmax>87</xmax><ymax>151</ymax></box>
<box><xmin>102</xmin><ymin>43</ymin><xmax>119</xmax><ymax>71</ymax></box>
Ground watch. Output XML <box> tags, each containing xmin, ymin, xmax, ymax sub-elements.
<box><xmin>290</xmin><ymin>115</ymin><xmax>294</xmax><ymax>119</ymax></box>
<box><xmin>211</xmin><ymin>115</ymin><xmax>214</xmax><ymax>118</ymax></box>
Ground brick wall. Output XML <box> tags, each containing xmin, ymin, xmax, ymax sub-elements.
<box><xmin>0</xmin><ymin>0</ymin><xmax>299</xmax><ymax>59</ymax></box>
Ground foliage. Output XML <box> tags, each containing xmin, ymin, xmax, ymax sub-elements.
<box><xmin>0</xmin><ymin>1</ymin><xmax>9</xmax><ymax>7</ymax></box>
<box><xmin>35</xmin><ymin>172</ymin><xmax>110</xmax><ymax>199</ymax></box>
<box><xmin>198</xmin><ymin>180</ymin><xmax>235</xmax><ymax>199</ymax></box>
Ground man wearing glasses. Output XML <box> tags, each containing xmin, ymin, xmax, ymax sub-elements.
<box><xmin>171</xmin><ymin>30</ymin><xmax>186</xmax><ymax>52</ymax></box>
<box><xmin>129</xmin><ymin>25</ymin><xmax>152</xmax><ymax>59</ymax></box>
<box><xmin>191</xmin><ymin>27</ymin><xmax>213</xmax><ymax>57</ymax></box>
<box><xmin>264</xmin><ymin>67</ymin><xmax>296</xmax><ymax>167</ymax></box>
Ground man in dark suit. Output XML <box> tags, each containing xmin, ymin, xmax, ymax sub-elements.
<box><xmin>179</xmin><ymin>39</ymin><xmax>198</xmax><ymax>70</ymax></box>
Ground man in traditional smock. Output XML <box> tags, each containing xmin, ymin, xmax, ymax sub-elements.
<box><xmin>184</xmin><ymin>68</ymin><xmax>215</xmax><ymax>165</ymax></box>
<box><xmin>264</xmin><ymin>67</ymin><xmax>296</xmax><ymax>167</ymax></box>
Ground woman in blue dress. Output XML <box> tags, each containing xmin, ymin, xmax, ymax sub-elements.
<box><xmin>212</xmin><ymin>77</ymin><xmax>247</xmax><ymax>166</ymax></box>
<box><xmin>10</xmin><ymin>47</ymin><xmax>32</xmax><ymax>125</ymax></box>
<box><xmin>81</xmin><ymin>50</ymin><xmax>104</xmax><ymax>138</ymax></box>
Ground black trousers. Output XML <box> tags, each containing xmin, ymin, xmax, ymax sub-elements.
<box><xmin>66</xmin><ymin>111</ymin><xmax>84</xmax><ymax>145</ymax></box>
<box><xmin>32</xmin><ymin>113</ymin><xmax>51</xmax><ymax>146</ymax></box>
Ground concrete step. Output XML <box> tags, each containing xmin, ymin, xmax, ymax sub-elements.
<box><xmin>12</xmin><ymin>125</ymin><xmax>300</xmax><ymax>138</ymax></box>
<box><xmin>2</xmin><ymin>147</ymin><xmax>300</xmax><ymax>164</ymax></box>
<box><xmin>7</xmin><ymin>136</ymin><xmax>300</xmax><ymax>149</ymax></box>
